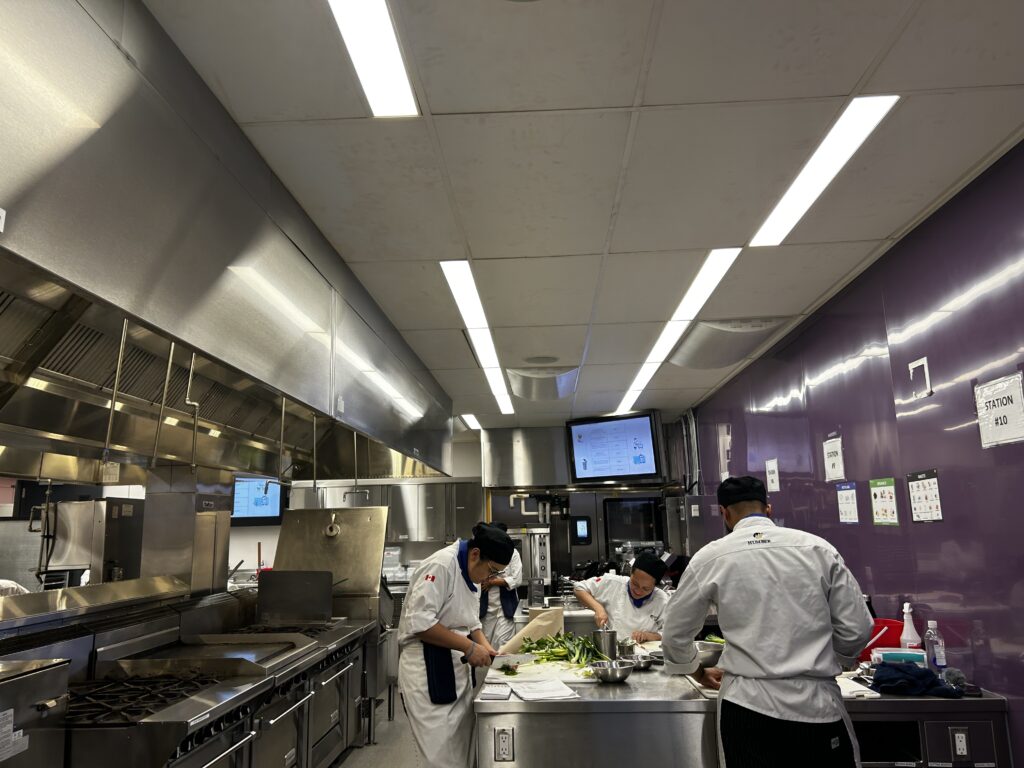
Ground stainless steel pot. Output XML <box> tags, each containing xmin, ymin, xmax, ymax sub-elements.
<box><xmin>592</xmin><ymin>629</ymin><xmax>617</xmax><ymax>660</ymax></box>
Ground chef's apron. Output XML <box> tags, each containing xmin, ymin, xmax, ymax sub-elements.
<box><xmin>715</xmin><ymin>673</ymin><xmax>860</xmax><ymax>768</ymax></box>
<box><xmin>399</xmin><ymin>639</ymin><xmax>477</xmax><ymax>768</ymax></box>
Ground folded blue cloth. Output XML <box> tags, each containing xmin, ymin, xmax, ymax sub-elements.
<box><xmin>870</xmin><ymin>662</ymin><xmax>962</xmax><ymax>698</ymax></box>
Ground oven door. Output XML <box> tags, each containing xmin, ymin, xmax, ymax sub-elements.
<box><xmin>309</xmin><ymin>657</ymin><xmax>354</xmax><ymax>768</ymax></box>
<box><xmin>169</xmin><ymin>723</ymin><xmax>255</xmax><ymax>768</ymax></box>
<box><xmin>252</xmin><ymin>687</ymin><xmax>314</xmax><ymax>768</ymax></box>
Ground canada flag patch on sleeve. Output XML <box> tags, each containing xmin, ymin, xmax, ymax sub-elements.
<box><xmin>425</xmin><ymin>574</ymin><xmax>437</xmax><ymax>582</ymax></box>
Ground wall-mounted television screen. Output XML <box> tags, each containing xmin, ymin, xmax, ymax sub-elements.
<box><xmin>566</xmin><ymin>412</ymin><xmax>662</xmax><ymax>483</ymax></box>
<box><xmin>231</xmin><ymin>477</ymin><xmax>283</xmax><ymax>526</ymax></box>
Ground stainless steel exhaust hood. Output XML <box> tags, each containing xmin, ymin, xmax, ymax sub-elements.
<box><xmin>0</xmin><ymin>1</ymin><xmax>452</xmax><ymax>473</ymax></box>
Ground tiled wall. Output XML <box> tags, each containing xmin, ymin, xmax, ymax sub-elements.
<box><xmin>694</xmin><ymin>141</ymin><xmax>1024</xmax><ymax>751</ymax></box>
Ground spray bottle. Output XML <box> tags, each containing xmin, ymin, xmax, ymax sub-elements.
<box><xmin>900</xmin><ymin>602</ymin><xmax>922</xmax><ymax>649</ymax></box>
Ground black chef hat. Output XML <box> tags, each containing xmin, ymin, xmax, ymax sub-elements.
<box><xmin>470</xmin><ymin>523</ymin><xmax>514</xmax><ymax>566</ymax></box>
<box><xmin>717</xmin><ymin>475</ymin><xmax>768</xmax><ymax>508</ymax></box>
<box><xmin>633</xmin><ymin>550</ymin><xmax>667</xmax><ymax>581</ymax></box>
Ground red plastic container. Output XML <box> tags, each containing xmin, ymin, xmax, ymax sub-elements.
<box><xmin>858</xmin><ymin>618</ymin><xmax>904</xmax><ymax>662</ymax></box>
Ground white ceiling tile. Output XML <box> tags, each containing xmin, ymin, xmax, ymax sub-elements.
<box><xmin>700</xmin><ymin>242</ymin><xmax>882</xmax><ymax>319</ymax></box>
<box><xmin>789</xmin><ymin>89</ymin><xmax>1024</xmax><ymax>243</ymax></box>
<box><xmin>349</xmin><ymin>261</ymin><xmax>463</xmax><ymax>330</ymax></box>
<box><xmin>144</xmin><ymin>0</ymin><xmax>367</xmax><ymax>122</ymax></box>
<box><xmin>572</xmin><ymin>391</ymin><xmax>624</xmax><ymax>416</ymax></box>
<box><xmin>511</xmin><ymin>398</ymin><xmax>574</xmax><ymax>416</ymax></box>
<box><xmin>436</xmin><ymin>113</ymin><xmax>631</xmax><ymax>258</ymax></box>
<box><xmin>396</xmin><ymin>0</ymin><xmax>653</xmax><ymax>112</ymax></box>
<box><xmin>576</xmin><ymin>364</ymin><xmax>639</xmax><ymax>394</ymax></box>
<box><xmin>475</xmin><ymin>257</ymin><xmax>602</xmax><ymax>327</ymax></box>
<box><xmin>453</xmin><ymin>394</ymin><xmax>503</xmax><ymax>415</ymax></box>
<box><xmin>645</xmin><ymin>0</ymin><xmax>911</xmax><ymax>105</ymax></box>
<box><xmin>431</xmin><ymin>368</ymin><xmax>491</xmax><ymax>397</ymax></box>
<box><xmin>866</xmin><ymin>0</ymin><xmax>1024</xmax><ymax>92</ymax></box>
<box><xmin>647</xmin><ymin>364</ymin><xmax>743</xmax><ymax>391</ymax></box>
<box><xmin>585</xmin><ymin>323</ymin><xmax>664</xmax><ymax>365</ymax></box>
<box><xmin>476</xmin><ymin>414</ymin><xmax>521</xmax><ymax>430</ymax></box>
<box><xmin>611</xmin><ymin>100</ymin><xmax>844</xmax><ymax>253</ymax></box>
<box><xmin>493</xmin><ymin>326</ymin><xmax>588</xmax><ymax>368</ymax></box>
<box><xmin>401</xmin><ymin>329</ymin><xmax>478</xmax><ymax>370</ymax></box>
<box><xmin>635</xmin><ymin>389</ymin><xmax>708</xmax><ymax>414</ymax></box>
<box><xmin>595</xmin><ymin>251</ymin><xmax>708</xmax><ymax>323</ymax></box>
<box><xmin>244</xmin><ymin>120</ymin><xmax>465</xmax><ymax>262</ymax></box>
<box><xmin>511</xmin><ymin>414</ymin><xmax>572</xmax><ymax>428</ymax></box>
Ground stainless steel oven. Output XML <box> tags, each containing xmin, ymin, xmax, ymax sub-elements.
<box><xmin>308</xmin><ymin>643</ymin><xmax>361</xmax><ymax>768</ymax></box>
<box><xmin>0</xmin><ymin>659</ymin><xmax>69</xmax><ymax>768</ymax></box>
<box><xmin>251</xmin><ymin>678</ymin><xmax>315</xmax><ymax>768</ymax></box>
<box><xmin>507</xmin><ymin>527</ymin><xmax>551</xmax><ymax>585</ymax></box>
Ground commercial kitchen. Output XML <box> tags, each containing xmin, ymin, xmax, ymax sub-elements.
<box><xmin>0</xmin><ymin>1</ymin><xmax>1023</xmax><ymax>767</ymax></box>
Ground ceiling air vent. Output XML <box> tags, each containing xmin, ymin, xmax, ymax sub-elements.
<box><xmin>668</xmin><ymin>318</ymin><xmax>789</xmax><ymax>370</ymax></box>
<box><xmin>505</xmin><ymin>367</ymin><xmax>579</xmax><ymax>401</ymax></box>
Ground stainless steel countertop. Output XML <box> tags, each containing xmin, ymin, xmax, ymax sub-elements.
<box><xmin>475</xmin><ymin>669</ymin><xmax>712</xmax><ymax>714</ymax></box>
<box><xmin>475</xmin><ymin>669</ymin><xmax>1009</xmax><ymax>715</ymax></box>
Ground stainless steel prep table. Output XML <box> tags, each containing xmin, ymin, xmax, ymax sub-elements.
<box><xmin>475</xmin><ymin>671</ymin><xmax>718</xmax><ymax>767</ymax></box>
<box><xmin>475</xmin><ymin>671</ymin><xmax>1012</xmax><ymax>768</ymax></box>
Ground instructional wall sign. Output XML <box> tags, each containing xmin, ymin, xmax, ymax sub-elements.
<box><xmin>690</xmin><ymin>504</ymin><xmax>700</xmax><ymax>518</ymax></box>
<box><xmin>975</xmin><ymin>372</ymin><xmax>1024</xmax><ymax>448</ymax></box>
<box><xmin>836</xmin><ymin>482</ymin><xmax>859</xmax><ymax>524</ymax></box>
<box><xmin>823</xmin><ymin>437</ymin><xmax>845</xmax><ymax>481</ymax></box>
<box><xmin>765</xmin><ymin>458</ymin><xmax>781</xmax><ymax>492</ymax></box>
<box><xmin>869</xmin><ymin>478</ymin><xmax>899</xmax><ymax>526</ymax></box>
<box><xmin>907</xmin><ymin>468</ymin><xmax>943</xmax><ymax>522</ymax></box>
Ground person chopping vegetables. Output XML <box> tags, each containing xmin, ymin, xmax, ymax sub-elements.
<box><xmin>573</xmin><ymin>550</ymin><xmax>669</xmax><ymax>642</ymax></box>
<box><xmin>397</xmin><ymin>522</ymin><xmax>514</xmax><ymax>768</ymax></box>
<box><xmin>662</xmin><ymin>476</ymin><xmax>874</xmax><ymax>768</ymax></box>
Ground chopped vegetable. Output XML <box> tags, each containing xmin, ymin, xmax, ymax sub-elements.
<box><xmin>704</xmin><ymin>633</ymin><xmax>726</xmax><ymax>644</ymax></box>
<box><xmin>500</xmin><ymin>665</ymin><xmax>519</xmax><ymax>676</ymax></box>
<box><xmin>520</xmin><ymin>632</ymin><xmax>610</xmax><ymax>665</ymax></box>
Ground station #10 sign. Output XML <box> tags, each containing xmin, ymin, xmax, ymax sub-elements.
<box><xmin>975</xmin><ymin>372</ymin><xmax>1024</xmax><ymax>448</ymax></box>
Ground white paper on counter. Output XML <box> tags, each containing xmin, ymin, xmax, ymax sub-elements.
<box><xmin>507</xmin><ymin>679</ymin><xmax>579</xmax><ymax>701</ymax></box>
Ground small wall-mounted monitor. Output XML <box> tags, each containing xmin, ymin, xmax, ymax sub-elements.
<box><xmin>231</xmin><ymin>477</ymin><xmax>283</xmax><ymax>526</ymax></box>
<box><xmin>565</xmin><ymin>412</ymin><xmax>662</xmax><ymax>484</ymax></box>
<box><xmin>571</xmin><ymin>516</ymin><xmax>592</xmax><ymax>546</ymax></box>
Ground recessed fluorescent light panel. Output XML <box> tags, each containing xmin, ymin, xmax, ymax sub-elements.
<box><xmin>327</xmin><ymin>0</ymin><xmax>418</xmax><ymax>117</ymax></box>
<box><xmin>461</xmin><ymin>414</ymin><xmax>482</xmax><ymax>430</ymax></box>
<box><xmin>441</xmin><ymin>261</ymin><xmax>515</xmax><ymax>415</ymax></box>
<box><xmin>750</xmin><ymin>95</ymin><xmax>899</xmax><ymax>247</ymax></box>
<box><xmin>615</xmin><ymin>248</ymin><xmax>742</xmax><ymax>415</ymax></box>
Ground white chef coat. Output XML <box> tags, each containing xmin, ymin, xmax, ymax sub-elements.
<box><xmin>662</xmin><ymin>516</ymin><xmax>873</xmax><ymax>726</ymax></box>
<box><xmin>574</xmin><ymin>573</ymin><xmax>669</xmax><ymax>637</ymax></box>
<box><xmin>398</xmin><ymin>541</ymin><xmax>482</xmax><ymax>768</ymax></box>
<box><xmin>0</xmin><ymin>580</ymin><xmax>29</xmax><ymax>597</ymax></box>
<box><xmin>481</xmin><ymin>549</ymin><xmax>522</xmax><ymax>650</ymax></box>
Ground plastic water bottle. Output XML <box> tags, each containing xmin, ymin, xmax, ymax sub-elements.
<box><xmin>924</xmin><ymin>620</ymin><xmax>947</xmax><ymax>672</ymax></box>
<box><xmin>900</xmin><ymin>602</ymin><xmax>922</xmax><ymax>649</ymax></box>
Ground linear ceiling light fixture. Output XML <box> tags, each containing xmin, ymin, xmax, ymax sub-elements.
<box><xmin>441</xmin><ymin>260</ymin><xmax>514</xmax><ymax>415</ymax></box>
<box><xmin>615</xmin><ymin>248</ymin><xmax>742</xmax><ymax>415</ymax></box>
<box><xmin>327</xmin><ymin>0</ymin><xmax>418</xmax><ymax>117</ymax></box>
<box><xmin>750</xmin><ymin>95</ymin><xmax>899</xmax><ymax>247</ymax></box>
<box><xmin>461</xmin><ymin>414</ymin><xmax>482</xmax><ymax>430</ymax></box>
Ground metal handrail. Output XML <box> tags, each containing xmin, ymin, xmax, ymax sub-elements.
<box><xmin>184</xmin><ymin>352</ymin><xmax>200</xmax><ymax>472</ymax></box>
<box><xmin>265</xmin><ymin>692</ymin><xmax>314</xmax><ymax>728</ymax></box>
<box><xmin>319</xmin><ymin>662</ymin><xmax>355</xmax><ymax>688</ymax></box>
<box><xmin>199</xmin><ymin>730</ymin><xmax>256</xmax><ymax>768</ymax></box>
<box><xmin>150</xmin><ymin>340</ymin><xmax>175</xmax><ymax>467</ymax></box>
<box><xmin>102</xmin><ymin>318</ymin><xmax>129</xmax><ymax>464</ymax></box>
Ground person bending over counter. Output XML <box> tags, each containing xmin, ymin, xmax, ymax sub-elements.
<box><xmin>480</xmin><ymin>522</ymin><xmax>523</xmax><ymax>650</ymax></box>
<box><xmin>574</xmin><ymin>551</ymin><xmax>669</xmax><ymax>643</ymax></box>
<box><xmin>397</xmin><ymin>523</ymin><xmax>514</xmax><ymax>768</ymax></box>
<box><xmin>662</xmin><ymin>476</ymin><xmax>874</xmax><ymax>768</ymax></box>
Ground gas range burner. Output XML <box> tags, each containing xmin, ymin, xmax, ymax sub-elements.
<box><xmin>67</xmin><ymin>676</ymin><xmax>220</xmax><ymax>726</ymax></box>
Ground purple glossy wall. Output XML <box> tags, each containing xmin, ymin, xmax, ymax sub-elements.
<box><xmin>695</xmin><ymin>140</ymin><xmax>1024</xmax><ymax>754</ymax></box>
